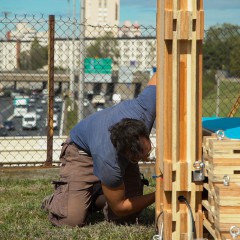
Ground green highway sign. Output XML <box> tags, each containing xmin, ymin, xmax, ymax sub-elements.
<box><xmin>84</xmin><ymin>58</ymin><xmax>112</xmax><ymax>74</ymax></box>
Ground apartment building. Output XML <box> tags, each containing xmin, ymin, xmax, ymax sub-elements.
<box><xmin>0</xmin><ymin>37</ymin><xmax>156</xmax><ymax>74</ymax></box>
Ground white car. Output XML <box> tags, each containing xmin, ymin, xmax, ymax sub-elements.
<box><xmin>54</xmin><ymin>96</ymin><xmax>62</xmax><ymax>103</ymax></box>
<box><xmin>45</xmin><ymin>114</ymin><xmax>58</xmax><ymax>129</ymax></box>
<box><xmin>83</xmin><ymin>99</ymin><xmax>90</xmax><ymax>107</ymax></box>
<box><xmin>22</xmin><ymin>112</ymin><xmax>37</xmax><ymax>130</ymax></box>
<box><xmin>36</xmin><ymin>106</ymin><xmax>44</xmax><ymax>113</ymax></box>
<box><xmin>41</xmin><ymin>97</ymin><xmax>47</xmax><ymax>104</ymax></box>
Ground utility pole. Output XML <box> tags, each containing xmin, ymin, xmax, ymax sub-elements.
<box><xmin>78</xmin><ymin>0</ymin><xmax>86</xmax><ymax>121</ymax></box>
<box><xmin>69</xmin><ymin>0</ymin><xmax>76</xmax><ymax>110</ymax></box>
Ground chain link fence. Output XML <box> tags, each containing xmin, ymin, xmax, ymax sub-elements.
<box><xmin>203</xmin><ymin>24</ymin><xmax>240</xmax><ymax>117</ymax></box>
<box><xmin>0</xmin><ymin>14</ymin><xmax>240</xmax><ymax>167</ymax></box>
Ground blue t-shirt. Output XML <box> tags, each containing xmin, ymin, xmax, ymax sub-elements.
<box><xmin>70</xmin><ymin>85</ymin><xmax>156</xmax><ymax>188</ymax></box>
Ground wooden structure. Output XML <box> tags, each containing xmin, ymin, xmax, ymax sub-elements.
<box><xmin>155</xmin><ymin>0</ymin><xmax>204</xmax><ymax>239</ymax></box>
<box><xmin>203</xmin><ymin>135</ymin><xmax>240</xmax><ymax>240</ymax></box>
<box><xmin>228</xmin><ymin>95</ymin><xmax>240</xmax><ymax>117</ymax></box>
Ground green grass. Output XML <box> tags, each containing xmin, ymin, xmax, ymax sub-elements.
<box><xmin>0</xmin><ymin>172</ymin><xmax>156</xmax><ymax>240</ymax></box>
<box><xmin>203</xmin><ymin>81</ymin><xmax>240</xmax><ymax>117</ymax></box>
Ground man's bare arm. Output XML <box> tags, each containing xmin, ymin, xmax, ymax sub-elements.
<box><xmin>147</xmin><ymin>73</ymin><xmax>157</xmax><ymax>86</ymax></box>
<box><xmin>101</xmin><ymin>183</ymin><xmax>155</xmax><ymax>217</ymax></box>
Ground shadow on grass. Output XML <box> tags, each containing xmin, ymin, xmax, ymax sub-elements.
<box><xmin>86</xmin><ymin>206</ymin><xmax>155</xmax><ymax>227</ymax></box>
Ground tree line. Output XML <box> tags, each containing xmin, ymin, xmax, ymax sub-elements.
<box><xmin>203</xmin><ymin>23</ymin><xmax>240</xmax><ymax>96</ymax></box>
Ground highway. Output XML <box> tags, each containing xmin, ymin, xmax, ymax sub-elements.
<box><xmin>0</xmin><ymin>94</ymin><xmax>157</xmax><ymax>166</ymax></box>
<box><xmin>0</xmin><ymin>96</ymin><xmax>62</xmax><ymax>137</ymax></box>
<box><xmin>0</xmin><ymin>94</ymin><xmax>101</xmax><ymax>137</ymax></box>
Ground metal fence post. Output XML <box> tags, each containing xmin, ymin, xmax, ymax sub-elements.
<box><xmin>45</xmin><ymin>15</ymin><xmax>55</xmax><ymax>167</ymax></box>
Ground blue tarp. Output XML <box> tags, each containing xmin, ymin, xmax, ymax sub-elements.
<box><xmin>202</xmin><ymin>117</ymin><xmax>240</xmax><ymax>140</ymax></box>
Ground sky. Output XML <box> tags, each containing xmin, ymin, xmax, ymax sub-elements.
<box><xmin>0</xmin><ymin>0</ymin><xmax>240</xmax><ymax>29</ymax></box>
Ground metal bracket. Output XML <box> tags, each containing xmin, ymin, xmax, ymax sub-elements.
<box><xmin>216</xmin><ymin>129</ymin><xmax>225</xmax><ymax>140</ymax></box>
<box><xmin>223</xmin><ymin>175</ymin><xmax>230</xmax><ymax>186</ymax></box>
<box><xmin>192</xmin><ymin>160</ymin><xmax>205</xmax><ymax>182</ymax></box>
<box><xmin>230</xmin><ymin>225</ymin><xmax>240</xmax><ymax>238</ymax></box>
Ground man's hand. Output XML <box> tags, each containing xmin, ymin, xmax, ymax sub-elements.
<box><xmin>101</xmin><ymin>182</ymin><xmax>155</xmax><ymax>217</ymax></box>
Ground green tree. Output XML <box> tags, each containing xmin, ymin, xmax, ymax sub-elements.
<box><xmin>202</xmin><ymin>23</ymin><xmax>240</xmax><ymax>96</ymax></box>
<box><xmin>19</xmin><ymin>38</ymin><xmax>48</xmax><ymax>70</ymax></box>
<box><xmin>203</xmin><ymin>23</ymin><xmax>240</xmax><ymax>74</ymax></box>
<box><xmin>229</xmin><ymin>39</ymin><xmax>240</xmax><ymax>76</ymax></box>
<box><xmin>86</xmin><ymin>32</ymin><xmax>120</xmax><ymax>66</ymax></box>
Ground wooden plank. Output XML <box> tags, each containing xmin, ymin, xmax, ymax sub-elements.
<box><xmin>155</xmin><ymin>0</ymin><xmax>165</xmax><ymax>233</ymax></box>
<box><xmin>215</xmin><ymin>214</ymin><xmax>240</xmax><ymax>223</ymax></box>
<box><xmin>179</xmin><ymin>55</ymin><xmax>188</xmax><ymax>165</ymax></box>
<box><xmin>215</xmin><ymin>221</ymin><xmax>240</xmax><ymax>233</ymax></box>
<box><xmin>165</xmin><ymin>10</ymin><xmax>173</xmax><ymax>39</ymax></box>
<box><xmin>196</xmin><ymin>10</ymin><xmax>204</xmax><ymax>40</ymax></box>
<box><xmin>164</xmin><ymin>40</ymin><xmax>173</xmax><ymax>191</ymax></box>
<box><xmin>207</xmin><ymin>157</ymin><xmax>240</xmax><ymax>166</ymax></box>
<box><xmin>208</xmin><ymin>172</ymin><xmax>240</xmax><ymax>183</ymax></box>
<box><xmin>176</xmin><ymin>162</ymin><xmax>189</xmax><ymax>190</ymax></box>
<box><xmin>207</xmin><ymin>165</ymin><xmax>240</xmax><ymax>175</ymax></box>
<box><xmin>203</xmin><ymin>217</ymin><xmax>217</xmax><ymax>240</ymax></box>
<box><xmin>216</xmin><ymin>205</ymin><xmax>240</xmax><ymax>213</ymax></box>
<box><xmin>177</xmin><ymin>11</ymin><xmax>192</xmax><ymax>40</ymax></box>
<box><xmin>172</xmin><ymin>6</ymin><xmax>179</xmax><ymax>170</ymax></box>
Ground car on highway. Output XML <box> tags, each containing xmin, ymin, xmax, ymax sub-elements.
<box><xmin>3</xmin><ymin>120</ymin><xmax>15</xmax><ymax>131</ymax></box>
<box><xmin>29</xmin><ymin>96</ymin><xmax>37</xmax><ymax>103</ymax></box>
<box><xmin>96</xmin><ymin>103</ymin><xmax>105</xmax><ymax>112</ymax></box>
<box><xmin>53</xmin><ymin>104</ymin><xmax>61</xmax><ymax>112</ymax></box>
<box><xmin>22</xmin><ymin>112</ymin><xmax>37</xmax><ymax>130</ymax></box>
<box><xmin>41</xmin><ymin>95</ymin><xmax>47</xmax><ymax>104</ymax></box>
<box><xmin>54</xmin><ymin>96</ymin><xmax>62</xmax><ymax>103</ymax></box>
<box><xmin>36</xmin><ymin>106</ymin><xmax>44</xmax><ymax>113</ymax></box>
<box><xmin>45</xmin><ymin>114</ymin><xmax>59</xmax><ymax>129</ymax></box>
<box><xmin>83</xmin><ymin>98</ymin><xmax>90</xmax><ymax>107</ymax></box>
<box><xmin>0</xmin><ymin>126</ymin><xmax>8</xmax><ymax>136</ymax></box>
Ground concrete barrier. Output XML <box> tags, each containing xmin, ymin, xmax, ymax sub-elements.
<box><xmin>0</xmin><ymin>136</ymin><xmax>67</xmax><ymax>166</ymax></box>
<box><xmin>0</xmin><ymin>133</ymin><xmax>156</xmax><ymax>168</ymax></box>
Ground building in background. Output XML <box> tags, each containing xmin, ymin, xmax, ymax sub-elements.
<box><xmin>85</xmin><ymin>0</ymin><xmax>120</xmax><ymax>38</ymax></box>
<box><xmin>6</xmin><ymin>22</ymin><xmax>48</xmax><ymax>45</ymax></box>
<box><xmin>118</xmin><ymin>21</ymin><xmax>141</xmax><ymax>38</ymax></box>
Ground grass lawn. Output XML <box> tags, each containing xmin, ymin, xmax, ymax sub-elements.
<box><xmin>0</xmin><ymin>168</ymin><xmax>156</xmax><ymax>240</ymax></box>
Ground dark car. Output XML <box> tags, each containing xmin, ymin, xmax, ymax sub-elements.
<box><xmin>53</xmin><ymin>105</ymin><xmax>61</xmax><ymax>112</ymax></box>
<box><xmin>0</xmin><ymin>127</ymin><xmax>8</xmax><ymax>136</ymax></box>
<box><xmin>3</xmin><ymin>120</ymin><xmax>15</xmax><ymax>131</ymax></box>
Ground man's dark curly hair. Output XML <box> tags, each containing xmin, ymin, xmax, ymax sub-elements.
<box><xmin>109</xmin><ymin>118</ymin><xmax>149</xmax><ymax>160</ymax></box>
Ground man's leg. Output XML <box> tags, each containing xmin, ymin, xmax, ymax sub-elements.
<box><xmin>43</xmin><ymin>141</ymin><xmax>99</xmax><ymax>227</ymax></box>
<box><xmin>49</xmin><ymin>184</ymin><xmax>92</xmax><ymax>227</ymax></box>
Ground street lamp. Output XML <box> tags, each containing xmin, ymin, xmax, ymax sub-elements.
<box><xmin>78</xmin><ymin>0</ymin><xmax>86</xmax><ymax>121</ymax></box>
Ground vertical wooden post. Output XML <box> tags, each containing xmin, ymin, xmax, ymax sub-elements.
<box><xmin>45</xmin><ymin>15</ymin><xmax>55</xmax><ymax>167</ymax></box>
<box><xmin>156</xmin><ymin>0</ymin><xmax>204</xmax><ymax>239</ymax></box>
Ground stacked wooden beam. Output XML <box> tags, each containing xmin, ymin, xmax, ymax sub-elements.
<box><xmin>202</xmin><ymin>136</ymin><xmax>240</xmax><ymax>239</ymax></box>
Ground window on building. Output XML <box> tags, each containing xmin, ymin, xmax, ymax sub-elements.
<box><xmin>104</xmin><ymin>0</ymin><xmax>107</xmax><ymax>8</ymax></box>
<box><xmin>99</xmin><ymin>0</ymin><xmax>102</xmax><ymax>8</ymax></box>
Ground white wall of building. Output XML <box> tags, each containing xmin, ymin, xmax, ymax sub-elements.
<box><xmin>0</xmin><ymin>38</ymin><xmax>156</xmax><ymax>74</ymax></box>
<box><xmin>85</xmin><ymin>0</ymin><xmax>119</xmax><ymax>37</ymax></box>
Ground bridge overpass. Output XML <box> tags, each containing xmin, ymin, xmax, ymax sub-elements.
<box><xmin>0</xmin><ymin>72</ymin><xmax>70</xmax><ymax>82</ymax></box>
